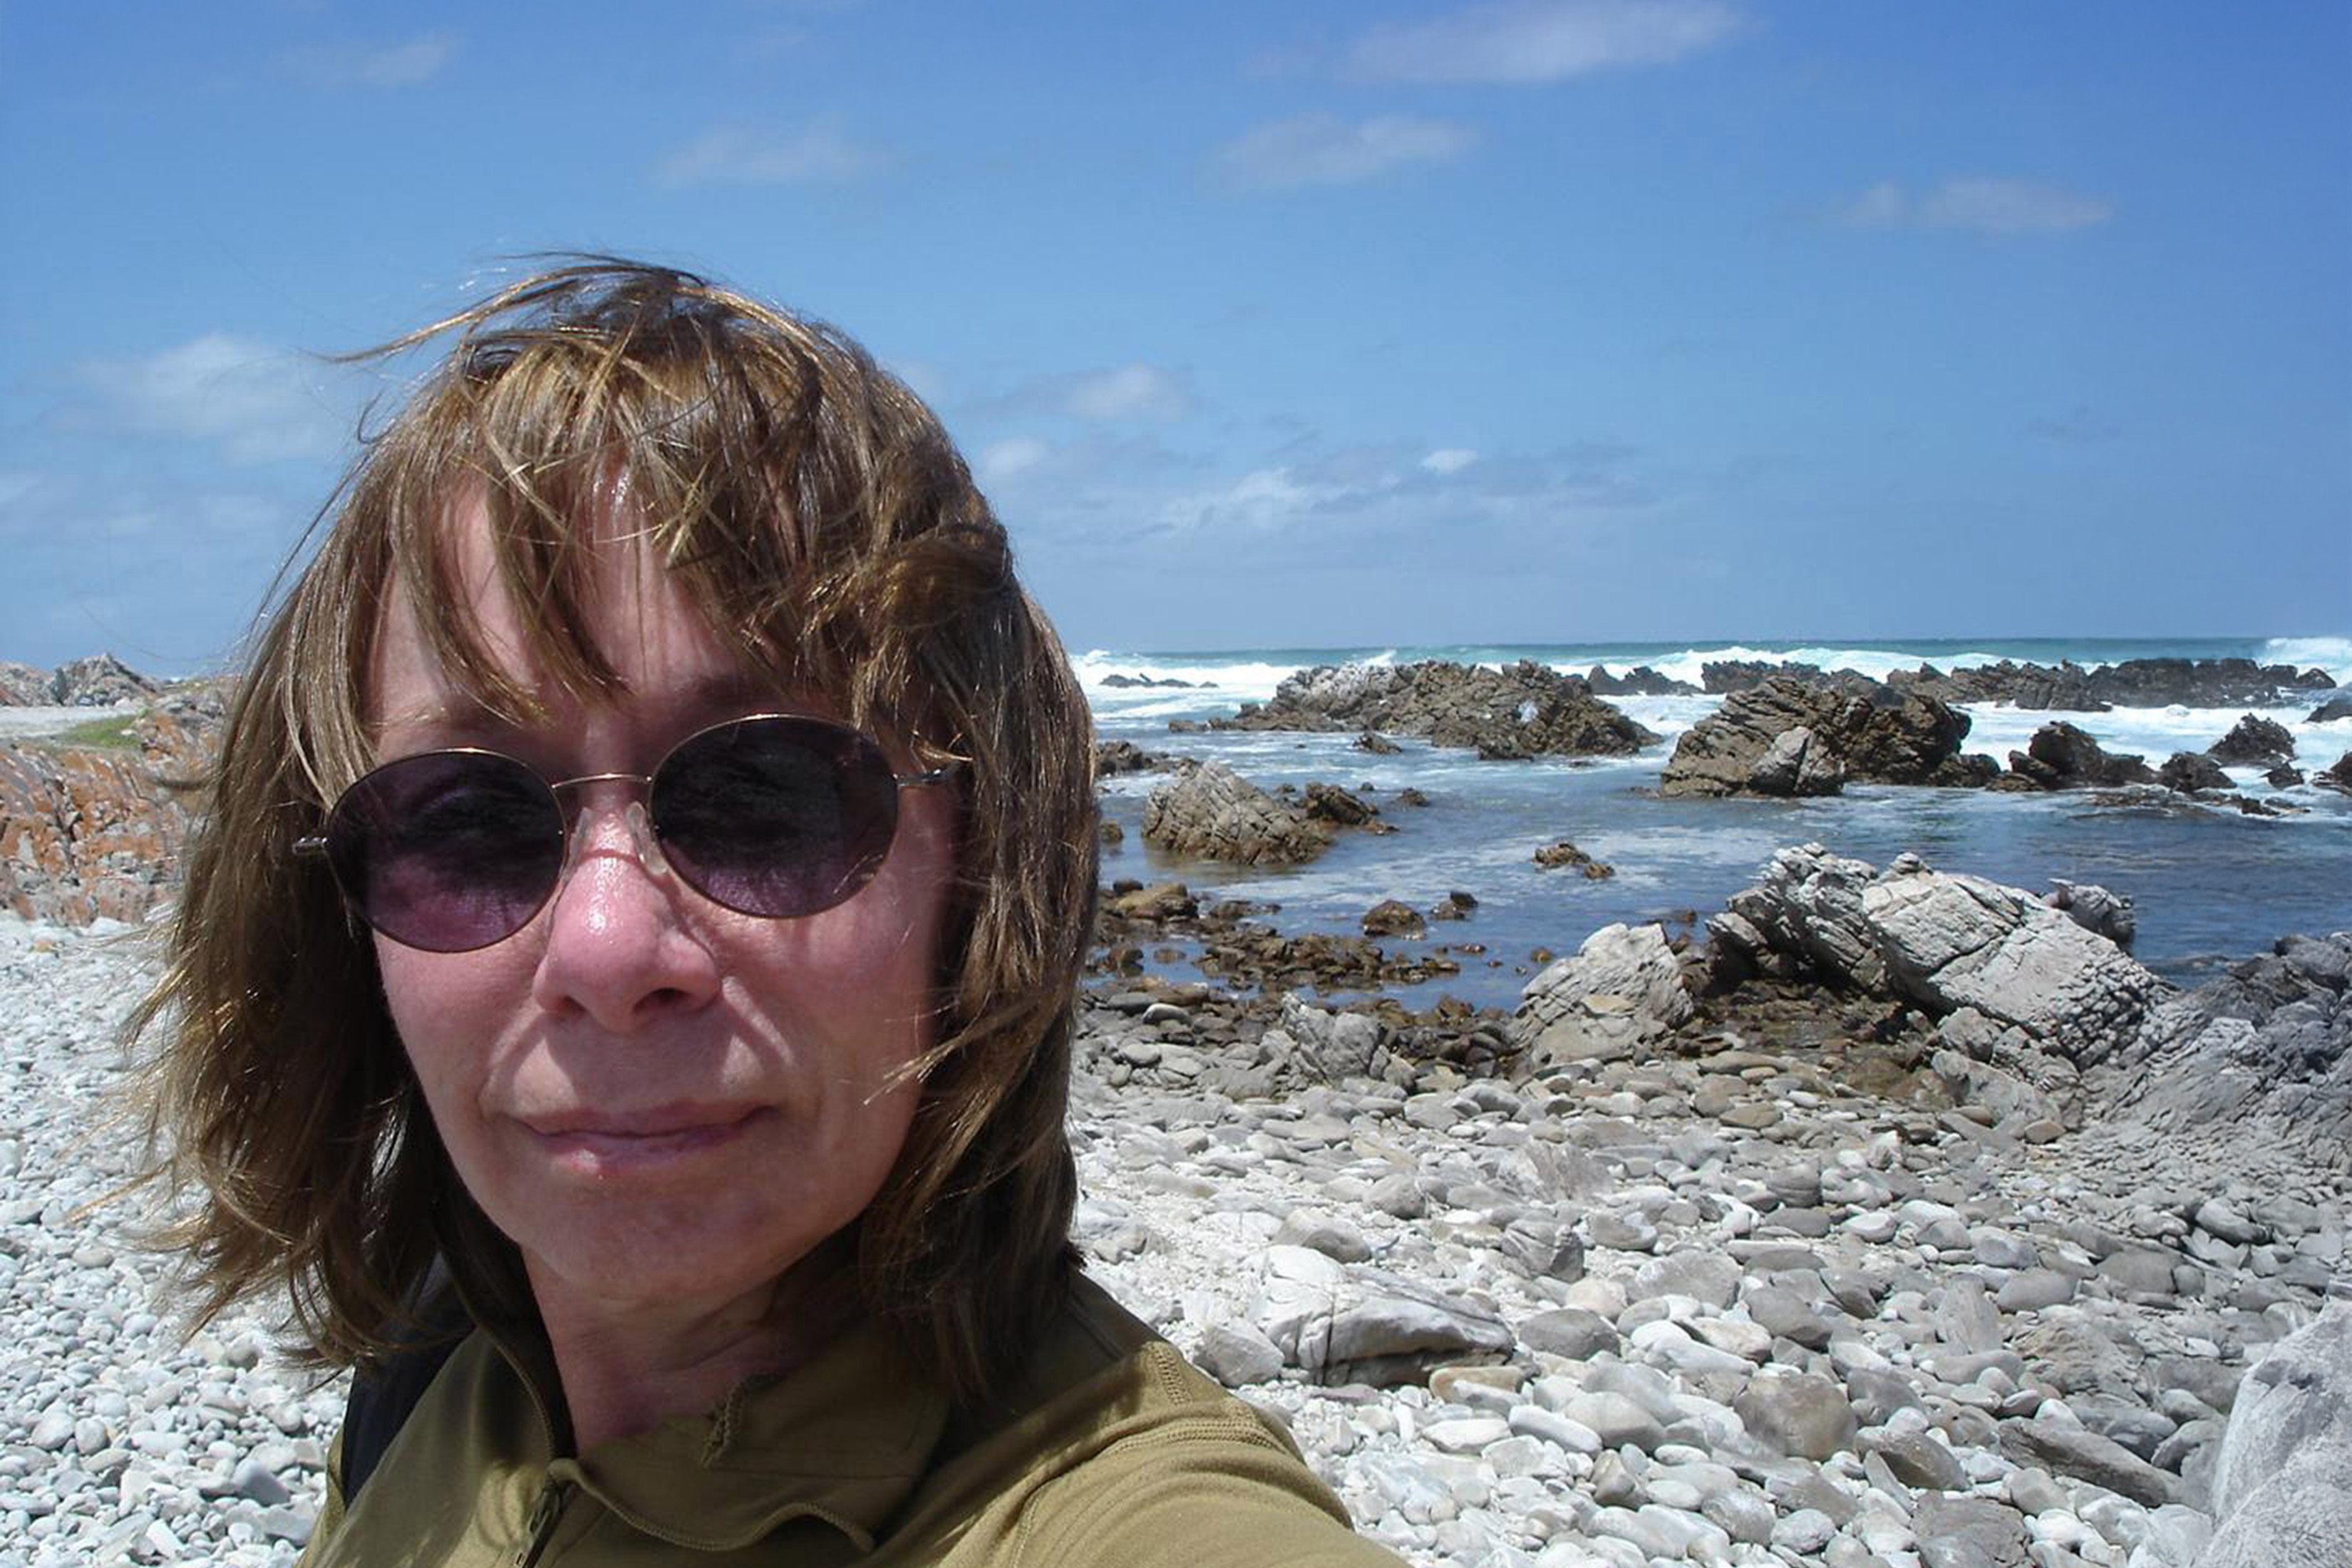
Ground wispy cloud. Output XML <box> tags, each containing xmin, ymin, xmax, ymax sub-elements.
<box><xmin>1832</xmin><ymin>177</ymin><xmax>2115</xmax><ymax>235</ymax></box>
<box><xmin>76</xmin><ymin>334</ymin><xmax>341</xmax><ymax>465</ymax></box>
<box><xmin>980</xmin><ymin>363</ymin><xmax>1199</xmax><ymax>424</ymax></box>
<box><xmin>1216</xmin><ymin>113</ymin><xmax>1475</xmax><ymax>191</ymax></box>
<box><xmin>277</xmin><ymin>31</ymin><xmax>457</xmax><ymax>90</ymax></box>
<box><xmin>979</xmin><ymin>437</ymin><xmax>1053</xmax><ymax>484</ymax></box>
<box><xmin>656</xmin><ymin>120</ymin><xmax>886</xmax><ymax>187</ymax></box>
<box><xmin>1151</xmin><ymin>439</ymin><xmax>1653</xmax><ymax>537</ymax></box>
<box><xmin>1343</xmin><ymin>0</ymin><xmax>1746</xmax><ymax>83</ymax></box>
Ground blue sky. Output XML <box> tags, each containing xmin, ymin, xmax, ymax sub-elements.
<box><xmin>2</xmin><ymin>1</ymin><xmax>2346</xmax><ymax>671</ymax></box>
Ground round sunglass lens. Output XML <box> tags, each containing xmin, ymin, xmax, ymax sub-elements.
<box><xmin>329</xmin><ymin>753</ymin><xmax>565</xmax><ymax>951</ymax></box>
<box><xmin>651</xmin><ymin>719</ymin><xmax>899</xmax><ymax>919</ymax></box>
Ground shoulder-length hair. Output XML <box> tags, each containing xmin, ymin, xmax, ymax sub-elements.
<box><xmin>132</xmin><ymin>259</ymin><xmax>1095</xmax><ymax>1408</ymax></box>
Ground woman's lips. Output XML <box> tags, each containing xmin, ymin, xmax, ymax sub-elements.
<box><xmin>520</xmin><ymin>1105</ymin><xmax>768</xmax><ymax>1174</ymax></box>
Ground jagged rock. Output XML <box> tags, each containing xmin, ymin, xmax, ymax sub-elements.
<box><xmin>50</xmin><ymin>653</ymin><xmax>159</xmax><ymax>706</ymax></box>
<box><xmin>0</xmin><ymin>661</ymin><xmax>50</xmax><ymax>705</ymax></box>
<box><xmin>1889</xmin><ymin>657</ymin><xmax>2331</xmax><ymax>712</ymax></box>
<box><xmin>1093</xmin><ymin>739</ymin><xmax>1171</xmax><ymax>775</ymax></box>
<box><xmin>1708</xmin><ymin>845</ymin><xmax>2165</xmax><ymax>1065</ymax></box>
<box><xmin>1512</xmin><ymin>922</ymin><xmax>1693</xmax><ymax>1075</ymax></box>
<box><xmin>2309</xmin><ymin>696</ymin><xmax>2352</xmax><ymax>723</ymax></box>
<box><xmin>1301</xmin><ymin>782</ymin><xmax>1380</xmax><ymax>827</ymax></box>
<box><xmin>2109</xmin><ymin>933</ymin><xmax>2352</xmax><ymax>1167</ymax></box>
<box><xmin>1659</xmin><ymin>677</ymin><xmax>1979</xmax><ymax>798</ymax></box>
<box><xmin>1583</xmin><ymin>663</ymin><xmax>1698</xmax><ymax>696</ymax></box>
<box><xmin>2158</xmin><ymin>751</ymin><xmax>2234</xmax><ymax>793</ymax></box>
<box><xmin>1105</xmin><ymin>880</ymin><xmax>1197</xmax><ymax>921</ymax></box>
<box><xmin>2044</xmin><ymin>879</ymin><xmax>2137</xmax><ymax>949</ymax></box>
<box><xmin>1353</xmin><ymin>731</ymin><xmax>1401</xmax><ymax>755</ymax></box>
<box><xmin>2004</xmin><ymin>722</ymin><xmax>2156</xmax><ymax>790</ymax></box>
<box><xmin>1209</xmin><ymin>660</ymin><xmax>1656</xmax><ymax>760</ymax></box>
<box><xmin>1361</xmin><ymin>899</ymin><xmax>1424</xmax><ymax>938</ymax></box>
<box><xmin>1269</xmin><ymin>995</ymin><xmax>1390</xmax><ymax>1083</ymax></box>
<box><xmin>1140</xmin><ymin>760</ymin><xmax>1331</xmax><ymax>865</ymax></box>
<box><xmin>1428</xmin><ymin>890</ymin><xmax>1477</xmax><ymax>921</ymax></box>
<box><xmin>0</xmin><ymin>714</ymin><xmax>204</xmax><ymax>924</ymax></box>
<box><xmin>1865</xmin><ymin>857</ymin><xmax>2165</xmax><ymax>1064</ymax></box>
<box><xmin>2199</xmin><ymin>1304</ymin><xmax>2352</xmax><ymax>1568</ymax></box>
<box><xmin>2267</xmin><ymin>764</ymin><xmax>2307</xmax><ymax>788</ymax></box>
<box><xmin>1098</xmin><ymin>671</ymin><xmax>1196</xmax><ymax>688</ymax></box>
<box><xmin>1701</xmin><ymin>659</ymin><xmax>1879</xmax><ymax>696</ymax></box>
<box><xmin>1532</xmin><ymin>840</ymin><xmax>1614</xmax><ymax>877</ymax></box>
<box><xmin>2208</xmin><ymin>713</ymin><xmax>2296</xmax><ymax>767</ymax></box>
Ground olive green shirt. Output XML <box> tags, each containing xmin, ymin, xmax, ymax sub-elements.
<box><xmin>299</xmin><ymin>1274</ymin><xmax>1404</xmax><ymax>1567</ymax></box>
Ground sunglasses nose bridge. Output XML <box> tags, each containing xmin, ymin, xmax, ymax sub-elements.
<box><xmin>547</xmin><ymin>772</ymin><xmax>672</xmax><ymax>884</ymax></box>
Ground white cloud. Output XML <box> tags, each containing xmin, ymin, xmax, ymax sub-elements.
<box><xmin>1062</xmin><ymin>365</ymin><xmax>1195</xmax><ymax>423</ymax></box>
<box><xmin>78</xmin><ymin>334</ymin><xmax>340</xmax><ymax>465</ymax></box>
<box><xmin>972</xmin><ymin>364</ymin><xmax>1199</xmax><ymax>425</ymax></box>
<box><xmin>1157</xmin><ymin>467</ymin><xmax>1336</xmax><ymax>534</ymax></box>
<box><xmin>656</xmin><ymin>120</ymin><xmax>885</xmax><ymax>187</ymax></box>
<box><xmin>1150</xmin><ymin>440</ymin><xmax>1649</xmax><ymax>539</ymax></box>
<box><xmin>979</xmin><ymin>438</ymin><xmax>1052</xmax><ymax>483</ymax></box>
<box><xmin>1833</xmin><ymin>177</ymin><xmax>2114</xmax><ymax>235</ymax></box>
<box><xmin>278</xmin><ymin>31</ymin><xmax>457</xmax><ymax>89</ymax></box>
<box><xmin>1216</xmin><ymin>113</ymin><xmax>1475</xmax><ymax>191</ymax></box>
<box><xmin>1344</xmin><ymin>0</ymin><xmax>1746</xmax><ymax>83</ymax></box>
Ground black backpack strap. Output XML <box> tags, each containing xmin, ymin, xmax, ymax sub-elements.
<box><xmin>339</xmin><ymin>1267</ymin><xmax>475</xmax><ymax>1503</ymax></box>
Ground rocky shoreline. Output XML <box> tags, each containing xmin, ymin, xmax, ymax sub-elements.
<box><xmin>2</xmin><ymin>652</ymin><xmax>2348</xmax><ymax>1567</ymax></box>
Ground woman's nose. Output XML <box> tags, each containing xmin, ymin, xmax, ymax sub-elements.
<box><xmin>529</xmin><ymin>793</ymin><xmax>721</xmax><ymax>1031</ymax></box>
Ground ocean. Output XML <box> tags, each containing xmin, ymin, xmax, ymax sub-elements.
<box><xmin>1080</xmin><ymin>636</ymin><xmax>2352</xmax><ymax>1011</ymax></box>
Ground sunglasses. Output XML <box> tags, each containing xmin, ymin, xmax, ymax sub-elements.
<box><xmin>295</xmin><ymin>714</ymin><xmax>956</xmax><ymax>953</ymax></box>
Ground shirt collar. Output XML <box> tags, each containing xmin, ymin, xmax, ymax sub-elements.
<box><xmin>472</xmin><ymin>1291</ymin><xmax>951</xmax><ymax>1554</ymax></box>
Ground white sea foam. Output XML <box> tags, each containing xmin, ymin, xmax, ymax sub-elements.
<box><xmin>1073</xmin><ymin>650</ymin><xmax>1298</xmax><ymax>706</ymax></box>
<box><xmin>2264</xmin><ymin>636</ymin><xmax>2352</xmax><ymax>685</ymax></box>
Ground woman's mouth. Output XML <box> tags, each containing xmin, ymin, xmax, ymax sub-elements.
<box><xmin>520</xmin><ymin>1105</ymin><xmax>768</xmax><ymax>1176</ymax></box>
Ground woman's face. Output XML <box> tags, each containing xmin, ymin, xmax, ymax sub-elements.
<box><xmin>367</xmin><ymin>503</ymin><xmax>956</xmax><ymax>1321</ymax></box>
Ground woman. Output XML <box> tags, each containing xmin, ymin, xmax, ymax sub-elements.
<box><xmin>137</xmin><ymin>262</ymin><xmax>1402</xmax><ymax>1565</ymax></box>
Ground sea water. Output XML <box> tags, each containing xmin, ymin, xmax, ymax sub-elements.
<box><xmin>1081</xmin><ymin>636</ymin><xmax>2352</xmax><ymax>1010</ymax></box>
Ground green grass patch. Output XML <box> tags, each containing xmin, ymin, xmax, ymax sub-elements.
<box><xmin>53</xmin><ymin>713</ymin><xmax>142</xmax><ymax>751</ymax></box>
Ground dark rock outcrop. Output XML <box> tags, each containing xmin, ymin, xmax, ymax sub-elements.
<box><xmin>2043</xmin><ymin>880</ymin><xmax>2136</xmax><ymax>950</ymax></box>
<box><xmin>2157</xmin><ymin>752</ymin><xmax>2234</xmax><ymax>793</ymax></box>
<box><xmin>1093</xmin><ymin>739</ymin><xmax>1172</xmax><ymax>776</ymax></box>
<box><xmin>1211</xmin><ymin>661</ymin><xmax>1656</xmax><ymax>760</ymax></box>
<box><xmin>1890</xmin><ymin>657</ymin><xmax>2334</xmax><ymax>712</ymax></box>
<box><xmin>1998</xmin><ymin>723</ymin><xmax>2156</xmax><ymax>790</ymax></box>
<box><xmin>1700</xmin><ymin>660</ymin><xmax>1881</xmax><ymax>697</ymax></box>
<box><xmin>1533</xmin><ymin>841</ymin><xmax>1614</xmax><ymax>877</ymax></box>
<box><xmin>1660</xmin><ymin>678</ymin><xmax>1983</xmax><ymax>798</ymax></box>
<box><xmin>1099</xmin><ymin>672</ymin><xmax>1197</xmax><ymax>688</ymax></box>
<box><xmin>2207</xmin><ymin>713</ymin><xmax>2296</xmax><ymax>767</ymax></box>
<box><xmin>51</xmin><ymin>654</ymin><xmax>160</xmax><ymax>706</ymax></box>
<box><xmin>1582</xmin><ymin>663</ymin><xmax>1698</xmax><ymax>696</ymax></box>
<box><xmin>2309</xmin><ymin>696</ymin><xmax>2352</xmax><ymax>724</ymax></box>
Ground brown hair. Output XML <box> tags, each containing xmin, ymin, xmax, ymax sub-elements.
<box><xmin>131</xmin><ymin>259</ymin><xmax>1096</xmax><ymax>1408</ymax></box>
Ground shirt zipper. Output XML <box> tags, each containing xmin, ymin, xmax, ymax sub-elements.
<box><xmin>514</xmin><ymin>1478</ymin><xmax>569</xmax><ymax>1568</ymax></box>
